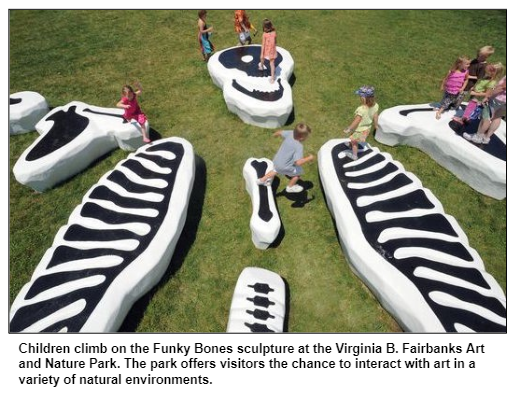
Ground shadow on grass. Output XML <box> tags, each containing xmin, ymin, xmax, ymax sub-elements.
<box><xmin>276</xmin><ymin>178</ymin><xmax>315</xmax><ymax>208</ymax></box>
<box><xmin>119</xmin><ymin>154</ymin><xmax>207</xmax><ymax>332</ymax></box>
<box><xmin>284</xmin><ymin>73</ymin><xmax>297</xmax><ymax>127</ymax></box>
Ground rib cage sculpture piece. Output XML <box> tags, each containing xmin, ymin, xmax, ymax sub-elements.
<box><xmin>318</xmin><ymin>139</ymin><xmax>506</xmax><ymax>332</ymax></box>
<box><xmin>10</xmin><ymin>137</ymin><xmax>195</xmax><ymax>332</ymax></box>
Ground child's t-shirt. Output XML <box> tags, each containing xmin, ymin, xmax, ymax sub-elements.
<box><xmin>445</xmin><ymin>70</ymin><xmax>468</xmax><ymax>94</ymax></box>
<box><xmin>472</xmin><ymin>79</ymin><xmax>497</xmax><ymax>102</ymax></box>
<box><xmin>273</xmin><ymin>130</ymin><xmax>303</xmax><ymax>172</ymax></box>
<box><xmin>355</xmin><ymin>103</ymin><xmax>379</xmax><ymax>132</ymax></box>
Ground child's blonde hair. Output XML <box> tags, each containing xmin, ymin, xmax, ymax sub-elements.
<box><xmin>486</xmin><ymin>62</ymin><xmax>505</xmax><ymax>79</ymax></box>
<box><xmin>293</xmin><ymin>122</ymin><xmax>311</xmax><ymax>140</ymax></box>
<box><xmin>477</xmin><ymin>45</ymin><xmax>495</xmax><ymax>58</ymax></box>
<box><xmin>451</xmin><ymin>56</ymin><xmax>469</xmax><ymax>72</ymax></box>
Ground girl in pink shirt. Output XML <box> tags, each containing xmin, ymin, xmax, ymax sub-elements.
<box><xmin>117</xmin><ymin>84</ymin><xmax>150</xmax><ymax>143</ymax></box>
<box><xmin>258</xmin><ymin>18</ymin><xmax>277</xmax><ymax>84</ymax></box>
<box><xmin>436</xmin><ymin>56</ymin><xmax>470</xmax><ymax>119</ymax></box>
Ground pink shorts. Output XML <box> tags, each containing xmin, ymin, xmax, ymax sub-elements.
<box><xmin>126</xmin><ymin>113</ymin><xmax>147</xmax><ymax>125</ymax></box>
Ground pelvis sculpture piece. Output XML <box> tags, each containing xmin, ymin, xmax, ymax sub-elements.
<box><xmin>208</xmin><ymin>45</ymin><xmax>294</xmax><ymax>128</ymax></box>
<box><xmin>13</xmin><ymin>101</ymin><xmax>149</xmax><ymax>192</ymax></box>
<box><xmin>375</xmin><ymin>104</ymin><xmax>506</xmax><ymax>200</ymax></box>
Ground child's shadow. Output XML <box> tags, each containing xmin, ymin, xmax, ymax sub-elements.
<box><xmin>276</xmin><ymin>179</ymin><xmax>315</xmax><ymax>208</ymax></box>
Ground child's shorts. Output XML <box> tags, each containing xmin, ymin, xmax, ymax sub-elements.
<box><xmin>274</xmin><ymin>164</ymin><xmax>302</xmax><ymax>177</ymax></box>
<box><xmin>350</xmin><ymin>129</ymin><xmax>370</xmax><ymax>142</ymax></box>
<box><xmin>126</xmin><ymin>113</ymin><xmax>147</xmax><ymax>125</ymax></box>
<box><xmin>439</xmin><ymin>91</ymin><xmax>461</xmax><ymax>110</ymax></box>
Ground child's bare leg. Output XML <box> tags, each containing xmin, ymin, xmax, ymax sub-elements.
<box><xmin>141</xmin><ymin>124</ymin><xmax>150</xmax><ymax>143</ymax></box>
<box><xmin>351</xmin><ymin>141</ymin><xmax>359</xmax><ymax>158</ymax></box>
<box><xmin>436</xmin><ymin>107</ymin><xmax>443</xmax><ymax>119</ymax></box>
<box><xmin>287</xmin><ymin>175</ymin><xmax>300</xmax><ymax>188</ymax></box>
<box><xmin>270</xmin><ymin>59</ymin><xmax>276</xmax><ymax>83</ymax></box>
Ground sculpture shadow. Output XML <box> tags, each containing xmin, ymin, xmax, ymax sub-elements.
<box><xmin>119</xmin><ymin>154</ymin><xmax>207</xmax><ymax>332</ymax></box>
<box><xmin>282</xmin><ymin>277</ymin><xmax>291</xmax><ymax>332</ymax></box>
<box><xmin>276</xmin><ymin>179</ymin><xmax>315</xmax><ymax>208</ymax></box>
<box><xmin>268</xmin><ymin>176</ymin><xmax>285</xmax><ymax>248</ymax></box>
<box><xmin>284</xmin><ymin>73</ymin><xmax>297</xmax><ymax>127</ymax></box>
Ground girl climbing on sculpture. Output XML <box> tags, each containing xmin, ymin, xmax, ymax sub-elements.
<box><xmin>117</xmin><ymin>82</ymin><xmax>150</xmax><ymax>143</ymax></box>
<box><xmin>342</xmin><ymin>85</ymin><xmax>379</xmax><ymax>161</ymax></box>
<box><xmin>258</xmin><ymin>18</ymin><xmax>277</xmax><ymax>84</ymax></box>
<box><xmin>234</xmin><ymin>10</ymin><xmax>257</xmax><ymax>45</ymax></box>
<box><xmin>435</xmin><ymin>56</ymin><xmax>470</xmax><ymax>119</ymax></box>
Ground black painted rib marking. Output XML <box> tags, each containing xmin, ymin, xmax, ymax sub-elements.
<box><xmin>10</xmin><ymin>98</ymin><xmax>22</xmax><ymax>105</ymax></box>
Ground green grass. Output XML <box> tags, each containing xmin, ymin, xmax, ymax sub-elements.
<box><xmin>9</xmin><ymin>10</ymin><xmax>506</xmax><ymax>332</ymax></box>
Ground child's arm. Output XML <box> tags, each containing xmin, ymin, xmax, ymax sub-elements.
<box><xmin>272</xmin><ymin>130</ymin><xmax>283</xmax><ymax>137</ymax></box>
<box><xmin>116</xmin><ymin>98</ymin><xmax>130</xmax><ymax>109</ymax></box>
<box><xmin>134</xmin><ymin>81</ymin><xmax>143</xmax><ymax>96</ymax></box>
<box><xmin>295</xmin><ymin>154</ymin><xmax>314</xmax><ymax>166</ymax></box>
<box><xmin>372</xmin><ymin>112</ymin><xmax>379</xmax><ymax>131</ymax></box>
<box><xmin>460</xmin><ymin>73</ymin><xmax>469</xmax><ymax>93</ymax></box>
<box><xmin>343</xmin><ymin>115</ymin><xmax>362</xmax><ymax>135</ymax></box>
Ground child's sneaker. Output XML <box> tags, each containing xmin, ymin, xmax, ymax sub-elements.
<box><xmin>258</xmin><ymin>62</ymin><xmax>266</xmax><ymax>71</ymax></box>
<box><xmin>482</xmin><ymin>136</ymin><xmax>491</xmax><ymax>144</ymax></box>
<box><xmin>286</xmin><ymin>184</ymin><xmax>304</xmax><ymax>193</ymax></box>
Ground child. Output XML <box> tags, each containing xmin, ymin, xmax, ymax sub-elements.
<box><xmin>198</xmin><ymin>10</ymin><xmax>214</xmax><ymax>61</ymax></box>
<box><xmin>464</xmin><ymin>75</ymin><xmax>506</xmax><ymax>144</ymax></box>
<box><xmin>435</xmin><ymin>56</ymin><xmax>470</xmax><ymax>119</ymax></box>
<box><xmin>234</xmin><ymin>10</ymin><xmax>256</xmax><ymax>45</ymax></box>
<box><xmin>343</xmin><ymin>85</ymin><xmax>379</xmax><ymax>161</ymax></box>
<box><xmin>117</xmin><ymin>84</ymin><xmax>150</xmax><ymax>143</ymax></box>
<box><xmin>258</xmin><ymin>18</ymin><xmax>277</xmax><ymax>84</ymax></box>
<box><xmin>257</xmin><ymin>123</ymin><xmax>314</xmax><ymax>193</ymax></box>
<box><xmin>455</xmin><ymin>45</ymin><xmax>495</xmax><ymax>108</ymax></box>
<box><xmin>455</xmin><ymin>62</ymin><xmax>503</xmax><ymax>123</ymax></box>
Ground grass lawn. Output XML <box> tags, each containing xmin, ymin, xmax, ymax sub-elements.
<box><xmin>9</xmin><ymin>9</ymin><xmax>506</xmax><ymax>332</ymax></box>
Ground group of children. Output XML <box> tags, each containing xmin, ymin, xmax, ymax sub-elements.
<box><xmin>436</xmin><ymin>45</ymin><xmax>507</xmax><ymax>145</ymax></box>
<box><xmin>116</xmin><ymin>15</ymin><xmax>504</xmax><ymax>194</ymax></box>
